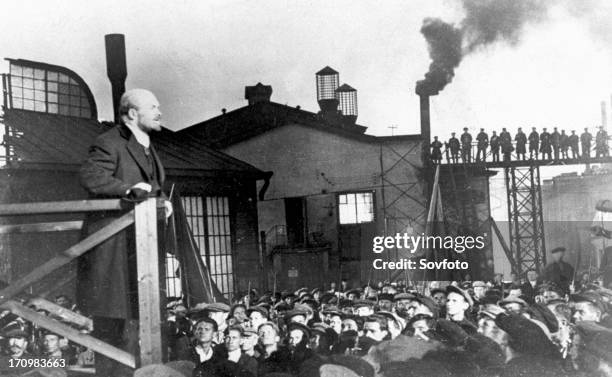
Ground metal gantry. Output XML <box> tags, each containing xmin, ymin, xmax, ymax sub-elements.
<box><xmin>504</xmin><ymin>165</ymin><xmax>546</xmax><ymax>275</ymax></box>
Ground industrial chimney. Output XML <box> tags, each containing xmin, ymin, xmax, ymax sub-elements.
<box><xmin>336</xmin><ymin>84</ymin><xmax>358</xmax><ymax>124</ymax></box>
<box><xmin>105</xmin><ymin>34</ymin><xmax>127</xmax><ymax>124</ymax></box>
<box><xmin>316</xmin><ymin>66</ymin><xmax>339</xmax><ymax>114</ymax></box>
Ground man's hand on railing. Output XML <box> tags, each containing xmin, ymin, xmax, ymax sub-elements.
<box><xmin>125</xmin><ymin>182</ymin><xmax>152</xmax><ymax>202</ymax></box>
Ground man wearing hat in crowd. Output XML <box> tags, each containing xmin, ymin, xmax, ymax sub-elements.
<box><xmin>461</xmin><ymin>127</ymin><xmax>473</xmax><ymax>163</ymax></box>
<box><xmin>284</xmin><ymin>305</ymin><xmax>309</xmax><ymax>325</ymax></box>
<box><xmin>446</xmin><ymin>285</ymin><xmax>477</xmax><ymax>334</ymax></box>
<box><xmin>521</xmin><ymin>269</ymin><xmax>542</xmax><ymax>303</ymax></box>
<box><xmin>377</xmin><ymin>293</ymin><xmax>394</xmax><ymax>312</ymax></box>
<box><xmin>499</xmin><ymin>295</ymin><xmax>529</xmax><ymax>315</ymax></box>
<box><xmin>393</xmin><ymin>292</ymin><xmax>415</xmax><ymax>319</ymax></box>
<box><xmin>543</xmin><ymin>247</ymin><xmax>575</xmax><ymax>294</ymax></box>
<box><xmin>256</xmin><ymin>321</ymin><xmax>286</xmax><ymax>376</ymax></box>
<box><xmin>285</xmin><ymin>322</ymin><xmax>315</xmax><ymax>374</ymax></box>
<box><xmin>189</xmin><ymin>317</ymin><xmax>222</xmax><ymax>371</ymax></box>
<box><xmin>246</xmin><ymin>305</ymin><xmax>268</xmax><ymax>331</ymax></box>
<box><xmin>352</xmin><ymin>299</ymin><xmax>375</xmax><ymax>317</ymax></box>
<box><xmin>240</xmin><ymin>327</ymin><xmax>260</xmax><ymax>358</ymax></box>
<box><xmin>309</xmin><ymin>323</ymin><xmax>337</xmax><ymax>356</ymax></box>
<box><xmin>430</xmin><ymin>288</ymin><xmax>447</xmax><ymax>318</ymax></box>
<box><xmin>571</xmin><ymin>291</ymin><xmax>612</xmax><ymax>327</ymax></box>
<box><xmin>0</xmin><ymin>323</ymin><xmax>36</xmax><ymax>375</ymax></box>
<box><xmin>405</xmin><ymin>295</ymin><xmax>438</xmax><ymax>319</ymax></box>
<box><xmin>39</xmin><ymin>329</ymin><xmax>68</xmax><ymax>362</ymax></box>
<box><xmin>198</xmin><ymin>302</ymin><xmax>230</xmax><ymax>345</ymax></box>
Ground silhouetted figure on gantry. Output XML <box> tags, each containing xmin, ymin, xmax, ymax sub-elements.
<box><xmin>540</xmin><ymin>127</ymin><xmax>552</xmax><ymax>160</ymax></box>
<box><xmin>490</xmin><ymin>131</ymin><xmax>500</xmax><ymax>162</ymax></box>
<box><xmin>430</xmin><ymin>136</ymin><xmax>443</xmax><ymax>164</ymax></box>
<box><xmin>515</xmin><ymin>127</ymin><xmax>527</xmax><ymax>160</ymax></box>
<box><xmin>500</xmin><ymin>128</ymin><xmax>513</xmax><ymax>162</ymax></box>
<box><xmin>595</xmin><ymin>126</ymin><xmax>609</xmax><ymax>158</ymax></box>
<box><xmin>551</xmin><ymin>127</ymin><xmax>561</xmax><ymax>160</ymax></box>
<box><xmin>569</xmin><ymin>130</ymin><xmax>580</xmax><ymax>159</ymax></box>
<box><xmin>560</xmin><ymin>130</ymin><xmax>569</xmax><ymax>159</ymax></box>
<box><xmin>528</xmin><ymin>127</ymin><xmax>539</xmax><ymax>160</ymax></box>
<box><xmin>448</xmin><ymin>132</ymin><xmax>460</xmax><ymax>163</ymax></box>
<box><xmin>461</xmin><ymin>128</ymin><xmax>472</xmax><ymax>163</ymax></box>
<box><xmin>476</xmin><ymin>128</ymin><xmax>488</xmax><ymax>162</ymax></box>
<box><xmin>581</xmin><ymin>128</ymin><xmax>592</xmax><ymax>160</ymax></box>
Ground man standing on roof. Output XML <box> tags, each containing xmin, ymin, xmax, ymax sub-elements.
<box><xmin>78</xmin><ymin>89</ymin><xmax>171</xmax><ymax>377</ymax></box>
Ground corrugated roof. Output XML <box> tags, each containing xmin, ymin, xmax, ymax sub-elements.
<box><xmin>2</xmin><ymin>109</ymin><xmax>266</xmax><ymax>178</ymax></box>
<box><xmin>178</xmin><ymin>101</ymin><xmax>421</xmax><ymax>149</ymax></box>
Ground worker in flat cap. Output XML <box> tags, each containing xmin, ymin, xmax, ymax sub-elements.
<box><xmin>499</xmin><ymin>295</ymin><xmax>529</xmax><ymax>315</ymax></box>
<box><xmin>246</xmin><ymin>305</ymin><xmax>269</xmax><ymax>331</ymax></box>
<box><xmin>393</xmin><ymin>292</ymin><xmax>415</xmax><ymax>319</ymax></box>
<box><xmin>446</xmin><ymin>285</ymin><xmax>477</xmax><ymax>334</ymax></box>
<box><xmin>191</xmin><ymin>302</ymin><xmax>230</xmax><ymax>345</ymax></box>
<box><xmin>240</xmin><ymin>327</ymin><xmax>260</xmax><ymax>359</ymax></box>
<box><xmin>406</xmin><ymin>295</ymin><xmax>438</xmax><ymax>319</ymax></box>
<box><xmin>0</xmin><ymin>323</ymin><xmax>36</xmax><ymax>374</ymax></box>
<box><xmin>352</xmin><ymin>300</ymin><xmax>375</xmax><ymax>317</ymax></box>
<box><xmin>542</xmin><ymin>247</ymin><xmax>575</xmax><ymax>294</ymax></box>
<box><xmin>461</xmin><ymin>127</ymin><xmax>473</xmax><ymax>163</ymax></box>
<box><xmin>377</xmin><ymin>293</ymin><xmax>394</xmax><ymax>312</ymax></box>
<box><xmin>571</xmin><ymin>291</ymin><xmax>610</xmax><ymax>326</ymax></box>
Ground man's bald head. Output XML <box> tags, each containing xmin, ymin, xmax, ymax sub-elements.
<box><xmin>119</xmin><ymin>89</ymin><xmax>162</xmax><ymax>132</ymax></box>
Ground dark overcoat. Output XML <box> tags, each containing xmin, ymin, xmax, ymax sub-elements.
<box><xmin>77</xmin><ymin>124</ymin><xmax>165</xmax><ymax>319</ymax></box>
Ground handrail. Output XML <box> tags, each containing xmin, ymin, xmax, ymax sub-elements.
<box><xmin>0</xmin><ymin>199</ymin><xmax>128</xmax><ymax>215</ymax></box>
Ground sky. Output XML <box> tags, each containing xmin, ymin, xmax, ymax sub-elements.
<box><xmin>1</xmin><ymin>0</ymin><xmax>612</xmax><ymax>143</ymax></box>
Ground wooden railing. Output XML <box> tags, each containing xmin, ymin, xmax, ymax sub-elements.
<box><xmin>0</xmin><ymin>198</ymin><xmax>165</xmax><ymax>369</ymax></box>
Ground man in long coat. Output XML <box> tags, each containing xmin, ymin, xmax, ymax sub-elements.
<box><xmin>78</xmin><ymin>89</ymin><xmax>168</xmax><ymax>377</ymax></box>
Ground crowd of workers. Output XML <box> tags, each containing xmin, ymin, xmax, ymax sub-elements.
<box><xmin>430</xmin><ymin>126</ymin><xmax>611</xmax><ymax>164</ymax></box>
<box><xmin>1</xmin><ymin>249</ymin><xmax>612</xmax><ymax>376</ymax></box>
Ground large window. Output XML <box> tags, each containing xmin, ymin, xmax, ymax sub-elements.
<box><xmin>177</xmin><ymin>196</ymin><xmax>234</xmax><ymax>298</ymax></box>
<box><xmin>9</xmin><ymin>62</ymin><xmax>93</xmax><ymax>118</ymax></box>
<box><xmin>338</xmin><ymin>192</ymin><xmax>374</xmax><ymax>224</ymax></box>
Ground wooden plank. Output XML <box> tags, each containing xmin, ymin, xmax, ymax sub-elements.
<box><xmin>489</xmin><ymin>217</ymin><xmax>517</xmax><ymax>270</ymax></box>
<box><xmin>26</xmin><ymin>297</ymin><xmax>93</xmax><ymax>331</ymax></box>
<box><xmin>0</xmin><ymin>220</ymin><xmax>83</xmax><ymax>234</ymax></box>
<box><xmin>0</xmin><ymin>199</ymin><xmax>126</xmax><ymax>216</ymax></box>
<box><xmin>135</xmin><ymin>199</ymin><xmax>163</xmax><ymax>365</ymax></box>
<box><xmin>0</xmin><ymin>210</ymin><xmax>134</xmax><ymax>305</ymax></box>
<box><xmin>1</xmin><ymin>300</ymin><xmax>135</xmax><ymax>368</ymax></box>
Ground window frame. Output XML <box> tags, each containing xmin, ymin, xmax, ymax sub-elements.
<box><xmin>336</xmin><ymin>190</ymin><xmax>376</xmax><ymax>225</ymax></box>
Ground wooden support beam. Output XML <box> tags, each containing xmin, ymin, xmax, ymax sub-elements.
<box><xmin>1</xmin><ymin>300</ymin><xmax>135</xmax><ymax>368</ymax></box>
<box><xmin>0</xmin><ymin>210</ymin><xmax>134</xmax><ymax>305</ymax></box>
<box><xmin>135</xmin><ymin>199</ymin><xmax>163</xmax><ymax>365</ymax></box>
<box><xmin>489</xmin><ymin>217</ymin><xmax>517</xmax><ymax>270</ymax></box>
<box><xmin>0</xmin><ymin>220</ymin><xmax>83</xmax><ymax>234</ymax></box>
<box><xmin>0</xmin><ymin>199</ymin><xmax>126</xmax><ymax>216</ymax></box>
<box><xmin>26</xmin><ymin>297</ymin><xmax>93</xmax><ymax>331</ymax></box>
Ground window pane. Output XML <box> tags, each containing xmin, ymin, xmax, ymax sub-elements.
<box><xmin>34</xmin><ymin>79</ymin><xmax>45</xmax><ymax>90</ymax></box>
<box><xmin>10</xmin><ymin>64</ymin><xmax>22</xmax><ymax>76</ymax></box>
<box><xmin>23</xmin><ymin>78</ymin><xmax>34</xmax><ymax>89</ymax></box>
<box><xmin>34</xmin><ymin>69</ymin><xmax>45</xmax><ymax>79</ymax></box>
<box><xmin>48</xmin><ymin>81</ymin><xmax>58</xmax><ymax>92</ymax></box>
<box><xmin>23</xmin><ymin>67</ymin><xmax>34</xmax><ymax>78</ymax></box>
<box><xmin>34</xmin><ymin>90</ymin><xmax>45</xmax><ymax>101</ymax></box>
<box><xmin>23</xmin><ymin>89</ymin><xmax>34</xmax><ymax>100</ymax></box>
<box><xmin>34</xmin><ymin>101</ymin><xmax>46</xmax><ymax>112</ymax></box>
<box><xmin>10</xmin><ymin>76</ymin><xmax>22</xmax><ymax>88</ymax></box>
<box><xmin>59</xmin><ymin>105</ymin><xmax>69</xmax><ymax>115</ymax></box>
<box><xmin>69</xmin><ymin>106</ymin><xmax>80</xmax><ymax>117</ymax></box>
<box><xmin>70</xmin><ymin>85</ymin><xmax>80</xmax><ymax>96</ymax></box>
<box><xmin>48</xmin><ymin>93</ymin><xmax>58</xmax><ymax>103</ymax></box>
<box><xmin>338</xmin><ymin>192</ymin><xmax>373</xmax><ymax>224</ymax></box>
<box><xmin>12</xmin><ymin>87</ymin><xmax>22</xmax><ymax>98</ymax></box>
<box><xmin>58</xmin><ymin>83</ymin><xmax>70</xmax><ymax>94</ymax></box>
<box><xmin>23</xmin><ymin>99</ymin><xmax>34</xmax><ymax>110</ymax></box>
<box><xmin>59</xmin><ymin>73</ymin><xmax>70</xmax><ymax>83</ymax></box>
<box><xmin>48</xmin><ymin>103</ymin><xmax>58</xmax><ymax>113</ymax></box>
<box><xmin>13</xmin><ymin>98</ymin><xmax>23</xmax><ymax>108</ymax></box>
<box><xmin>47</xmin><ymin>71</ymin><xmax>58</xmax><ymax>81</ymax></box>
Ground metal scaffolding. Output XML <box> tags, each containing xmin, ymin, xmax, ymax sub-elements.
<box><xmin>504</xmin><ymin>165</ymin><xmax>547</xmax><ymax>275</ymax></box>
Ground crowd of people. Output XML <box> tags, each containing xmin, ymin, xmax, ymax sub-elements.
<box><xmin>2</xmin><ymin>250</ymin><xmax>612</xmax><ymax>376</ymax></box>
<box><xmin>430</xmin><ymin>126</ymin><xmax>611</xmax><ymax>164</ymax></box>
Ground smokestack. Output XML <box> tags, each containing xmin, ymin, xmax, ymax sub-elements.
<box><xmin>602</xmin><ymin>101</ymin><xmax>608</xmax><ymax>130</ymax></box>
<box><xmin>105</xmin><ymin>34</ymin><xmax>127</xmax><ymax>124</ymax></box>
<box><xmin>419</xmin><ymin>94</ymin><xmax>434</xmax><ymax>166</ymax></box>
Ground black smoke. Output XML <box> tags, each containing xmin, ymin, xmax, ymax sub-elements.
<box><xmin>416</xmin><ymin>0</ymin><xmax>552</xmax><ymax>96</ymax></box>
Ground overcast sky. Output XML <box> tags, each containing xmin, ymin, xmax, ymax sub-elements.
<box><xmin>1</xmin><ymin>0</ymin><xmax>612</xmax><ymax>140</ymax></box>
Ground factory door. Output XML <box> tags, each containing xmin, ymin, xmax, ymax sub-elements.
<box><xmin>337</xmin><ymin>191</ymin><xmax>376</xmax><ymax>284</ymax></box>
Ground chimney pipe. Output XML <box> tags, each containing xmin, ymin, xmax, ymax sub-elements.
<box><xmin>105</xmin><ymin>34</ymin><xmax>127</xmax><ymax>124</ymax></box>
<box><xmin>419</xmin><ymin>94</ymin><xmax>432</xmax><ymax>166</ymax></box>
